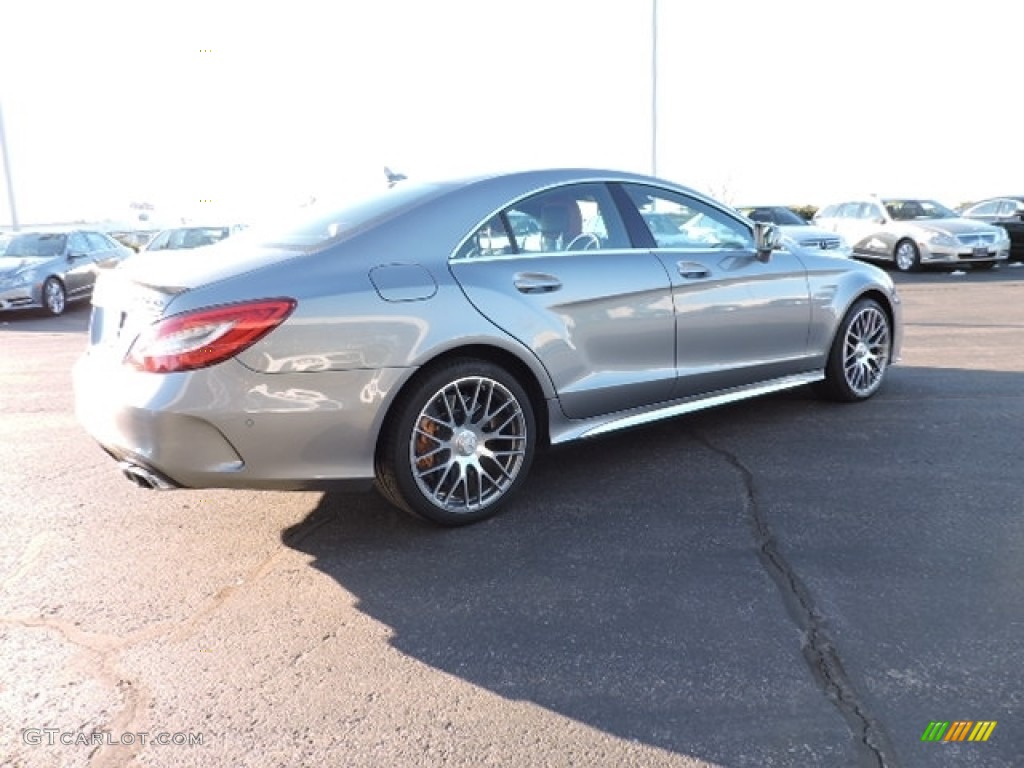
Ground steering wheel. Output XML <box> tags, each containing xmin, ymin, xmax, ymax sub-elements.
<box><xmin>564</xmin><ymin>233</ymin><xmax>601</xmax><ymax>251</ymax></box>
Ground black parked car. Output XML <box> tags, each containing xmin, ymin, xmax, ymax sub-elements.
<box><xmin>960</xmin><ymin>197</ymin><xmax>1024</xmax><ymax>262</ymax></box>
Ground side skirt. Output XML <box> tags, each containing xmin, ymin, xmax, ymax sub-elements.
<box><xmin>548</xmin><ymin>371</ymin><xmax>824</xmax><ymax>444</ymax></box>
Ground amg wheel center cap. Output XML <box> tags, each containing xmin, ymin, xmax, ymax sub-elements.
<box><xmin>453</xmin><ymin>430</ymin><xmax>479</xmax><ymax>456</ymax></box>
<box><xmin>855</xmin><ymin>342</ymin><xmax>870</xmax><ymax>361</ymax></box>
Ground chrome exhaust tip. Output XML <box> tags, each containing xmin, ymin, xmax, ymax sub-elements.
<box><xmin>118</xmin><ymin>461</ymin><xmax>177</xmax><ymax>490</ymax></box>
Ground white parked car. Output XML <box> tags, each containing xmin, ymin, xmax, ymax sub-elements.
<box><xmin>813</xmin><ymin>198</ymin><xmax>1009</xmax><ymax>271</ymax></box>
<box><xmin>738</xmin><ymin>206</ymin><xmax>853</xmax><ymax>259</ymax></box>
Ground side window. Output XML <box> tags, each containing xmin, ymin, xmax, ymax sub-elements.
<box><xmin>84</xmin><ymin>232</ymin><xmax>113</xmax><ymax>252</ymax></box>
<box><xmin>455</xmin><ymin>214</ymin><xmax>515</xmax><ymax>260</ymax></box>
<box><xmin>995</xmin><ymin>200</ymin><xmax>1015</xmax><ymax>216</ymax></box>
<box><xmin>837</xmin><ymin>202</ymin><xmax>860</xmax><ymax>218</ymax></box>
<box><xmin>621</xmin><ymin>184</ymin><xmax>754</xmax><ymax>251</ymax></box>
<box><xmin>67</xmin><ymin>232</ymin><xmax>90</xmax><ymax>254</ymax></box>
<box><xmin>517</xmin><ymin>183</ymin><xmax>629</xmax><ymax>254</ymax></box>
<box><xmin>862</xmin><ymin>204</ymin><xmax>885</xmax><ymax>221</ymax></box>
<box><xmin>454</xmin><ymin>183</ymin><xmax>629</xmax><ymax>259</ymax></box>
<box><xmin>146</xmin><ymin>231</ymin><xmax>170</xmax><ymax>251</ymax></box>
<box><xmin>167</xmin><ymin>230</ymin><xmax>191</xmax><ymax>249</ymax></box>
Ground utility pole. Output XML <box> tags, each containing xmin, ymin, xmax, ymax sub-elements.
<box><xmin>651</xmin><ymin>0</ymin><xmax>658</xmax><ymax>178</ymax></box>
<box><xmin>0</xmin><ymin>101</ymin><xmax>19</xmax><ymax>230</ymax></box>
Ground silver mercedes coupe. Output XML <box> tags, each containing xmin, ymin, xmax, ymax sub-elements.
<box><xmin>74</xmin><ymin>169</ymin><xmax>902</xmax><ymax>525</ymax></box>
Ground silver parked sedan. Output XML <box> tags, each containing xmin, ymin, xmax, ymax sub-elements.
<box><xmin>0</xmin><ymin>230</ymin><xmax>132</xmax><ymax>315</ymax></box>
<box><xmin>813</xmin><ymin>197</ymin><xmax>1010</xmax><ymax>272</ymax></box>
<box><xmin>74</xmin><ymin>169</ymin><xmax>902</xmax><ymax>525</ymax></box>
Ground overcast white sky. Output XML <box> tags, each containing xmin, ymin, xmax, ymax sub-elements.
<box><xmin>1</xmin><ymin>0</ymin><xmax>1021</xmax><ymax>226</ymax></box>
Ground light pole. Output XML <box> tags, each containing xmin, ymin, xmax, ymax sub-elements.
<box><xmin>0</xmin><ymin>101</ymin><xmax>18</xmax><ymax>230</ymax></box>
<box><xmin>651</xmin><ymin>0</ymin><xmax>658</xmax><ymax>178</ymax></box>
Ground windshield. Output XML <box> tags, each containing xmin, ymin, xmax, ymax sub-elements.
<box><xmin>249</xmin><ymin>182</ymin><xmax>452</xmax><ymax>250</ymax></box>
<box><xmin>740</xmin><ymin>207</ymin><xmax>807</xmax><ymax>226</ymax></box>
<box><xmin>642</xmin><ymin>212</ymin><xmax>683</xmax><ymax>235</ymax></box>
<box><xmin>883</xmin><ymin>199</ymin><xmax>957</xmax><ymax>221</ymax></box>
<box><xmin>2</xmin><ymin>233</ymin><xmax>67</xmax><ymax>258</ymax></box>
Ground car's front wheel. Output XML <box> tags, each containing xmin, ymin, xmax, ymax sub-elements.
<box><xmin>893</xmin><ymin>239</ymin><xmax>920</xmax><ymax>272</ymax></box>
<box><xmin>376</xmin><ymin>359</ymin><xmax>536</xmax><ymax>525</ymax></box>
<box><xmin>817</xmin><ymin>298</ymin><xmax>892</xmax><ymax>402</ymax></box>
<box><xmin>42</xmin><ymin>278</ymin><xmax>66</xmax><ymax>316</ymax></box>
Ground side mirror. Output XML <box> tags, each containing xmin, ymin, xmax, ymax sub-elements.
<box><xmin>67</xmin><ymin>251</ymin><xmax>85</xmax><ymax>261</ymax></box>
<box><xmin>754</xmin><ymin>222</ymin><xmax>781</xmax><ymax>259</ymax></box>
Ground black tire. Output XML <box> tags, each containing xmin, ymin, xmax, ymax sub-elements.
<box><xmin>816</xmin><ymin>298</ymin><xmax>892</xmax><ymax>402</ymax></box>
<box><xmin>42</xmin><ymin>278</ymin><xmax>66</xmax><ymax>316</ymax></box>
<box><xmin>375</xmin><ymin>359</ymin><xmax>536</xmax><ymax>525</ymax></box>
<box><xmin>893</xmin><ymin>239</ymin><xmax>920</xmax><ymax>272</ymax></box>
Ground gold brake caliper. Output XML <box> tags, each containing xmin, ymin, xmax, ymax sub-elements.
<box><xmin>415</xmin><ymin>417</ymin><xmax>439</xmax><ymax>470</ymax></box>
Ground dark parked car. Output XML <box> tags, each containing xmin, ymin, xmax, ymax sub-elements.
<box><xmin>74</xmin><ymin>169</ymin><xmax>902</xmax><ymax>525</ymax></box>
<box><xmin>960</xmin><ymin>197</ymin><xmax>1024</xmax><ymax>262</ymax></box>
<box><xmin>0</xmin><ymin>230</ymin><xmax>132</xmax><ymax>315</ymax></box>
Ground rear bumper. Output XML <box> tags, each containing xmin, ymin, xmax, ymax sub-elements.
<box><xmin>73</xmin><ymin>351</ymin><xmax>408</xmax><ymax>492</ymax></box>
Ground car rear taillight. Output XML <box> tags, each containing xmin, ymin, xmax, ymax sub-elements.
<box><xmin>126</xmin><ymin>298</ymin><xmax>296</xmax><ymax>373</ymax></box>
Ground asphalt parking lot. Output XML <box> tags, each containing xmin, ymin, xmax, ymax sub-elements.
<box><xmin>1</xmin><ymin>265</ymin><xmax>1022</xmax><ymax>768</ymax></box>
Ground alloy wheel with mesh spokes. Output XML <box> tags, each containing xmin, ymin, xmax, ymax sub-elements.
<box><xmin>818</xmin><ymin>298</ymin><xmax>892</xmax><ymax>402</ymax></box>
<box><xmin>43</xmin><ymin>278</ymin><xmax>66</xmax><ymax>316</ymax></box>
<box><xmin>894</xmin><ymin>239</ymin><xmax>920</xmax><ymax>272</ymax></box>
<box><xmin>376</xmin><ymin>360</ymin><xmax>535</xmax><ymax>525</ymax></box>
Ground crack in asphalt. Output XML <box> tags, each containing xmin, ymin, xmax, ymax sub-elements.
<box><xmin>695</xmin><ymin>433</ymin><xmax>899</xmax><ymax>768</ymax></box>
<box><xmin>0</xmin><ymin>615</ymin><xmax>151</xmax><ymax>768</ymax></box>
<box><xmin>166</xmin><ymin>505</ymin><xmax>337</xmax><ymax>645</ymax></box>
<box><xmin>0</xmin><ymin>506</ymin><xmax>337</xmax><ymax>765</ymax></box>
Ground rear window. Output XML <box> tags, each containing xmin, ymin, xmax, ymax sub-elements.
<box><xmin>251</xmin><ymin>182</ymin><xmax>452</xmax><ymax>251</ymax></box>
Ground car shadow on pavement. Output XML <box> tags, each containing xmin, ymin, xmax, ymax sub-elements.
<box><xmin>280</xmin><ymin>391</ymin><xmax>870</xmax><ymax>766</ymax></box>
<box><xmin>280</xmin><ymin>365</ymin><xmax>1024</xmax><ymax>766</ymax></box>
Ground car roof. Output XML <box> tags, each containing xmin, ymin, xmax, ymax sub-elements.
<box><xmin>424</xmin><ymin>167</ymin><xmax>733</xmax><ymax>216</ymax></box>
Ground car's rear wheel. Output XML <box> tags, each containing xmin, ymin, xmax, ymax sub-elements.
<box><xmin>817</xmin><ymin>298</ymin><xmax>891</xmax><ymax>402</ymax></box>
<box><xmin>376</xmin><ymin>359</ymin><xmax>536</xmax><ymax>525</ymax></box>
<box><xmin>893</xmin><ymin>239</ymin><xmax>920</xmax><ymax>272</ymax></box>
<box><xmin>43</xmin><ymin>278</ymin><xmax>66</xmax><ymax>316</ymax></box>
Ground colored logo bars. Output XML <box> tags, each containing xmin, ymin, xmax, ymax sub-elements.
<box><xmin>921</xmin><ymin>721</ymin><xmax>997</xmax><ymax>742</ymax></box>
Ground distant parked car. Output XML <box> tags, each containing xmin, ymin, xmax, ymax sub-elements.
<box><xmin>0</xmin><ymin>230</ymin><xmax>131</xmax><ymax>315</ymax></box>
<box><xmin>141</xmin><ymin>225</ymin><xmax>245</xmax><ymax>253</ymax></box>
<box><xmin>813</xmin><ymin>198</ymin><xmax>1010</xmax><ymax>272</ymax></box>
<box><xmin>959</xmin><ymin>197</ymin><xmax>1024</xmax><ymax>262</ymax></box>
<box><xmin>738</xmin><ymin>206</ymin><xmax>853</xmax><ymax>259</ymax></box>
<box><xmin>110</xmin><ymin>230</ymin><xmax>160</xmax><ymax>253</ymax></box>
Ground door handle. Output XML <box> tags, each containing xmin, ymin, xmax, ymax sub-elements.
<box><xmin>514</xmin><ymin>273</ymin><xmax>563</xmax><ymax>293</ymax></box>
<box><xmin>677</xmin><ymin>262</ymin><xmax>711</xmax><ymax>279</ymax></box>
